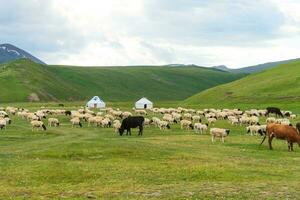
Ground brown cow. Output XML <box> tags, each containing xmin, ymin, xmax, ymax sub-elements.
<box><xmin>260</xmin><ymin>124</ymin><xmax>300</xmax><ymax>151</ymax></box>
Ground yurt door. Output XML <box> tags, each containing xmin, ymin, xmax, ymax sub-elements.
<box><xmin>144</xmin><ymin>104</ymin><xmax>147</xmax><ymax>109</ymax></box>
<box><xmin>94</xmin><ymin>103</ymin><xmax>97</xmax><ymax>108</ymax></box>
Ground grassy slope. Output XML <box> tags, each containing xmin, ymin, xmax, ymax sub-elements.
<box><xmin>0</xmin><ymin>103</ymin><xmax>300</xmax><ymax>199</ymax></box>
<box><xmin>185</xmin><ymin>60</ymin><xmax>300</xmax><ymax>108</ymax></box>
<box><xmin>0</xmin><ymin>59</ymin><xmax>245</xmax><ymax>102</ymax></box>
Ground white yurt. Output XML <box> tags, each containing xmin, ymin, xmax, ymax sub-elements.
<box><xmin>135</xmin><ymin>97</ymin><xmax>153</xmax><ymax>109</ymax></box>
<box><xmin>86</xmin><ymin>96</ymin><xmax>106</xmax><ymax>108</ymax></box>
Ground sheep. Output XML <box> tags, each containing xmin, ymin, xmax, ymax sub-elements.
<box><xmin>194</xmin><ymin>123</ymin><xmax>208</xmax><ymax>134</ymax></box>
<box><xmin>180</xmin><ymin>120</ymin><xmax>193</xmax><ymax>130</ymax></box>
<box><xmin>158</xmin><ymin>120</ymin><xmax>170</xmax><ymax>130</ymax></box>
<box><xmin>101</xmin><ymin>118</ymin><xmax>111</xmax><ymax>128</ymax></box>
<box><xmin>266</xmin><ymin>117</ymin><xmax>276</xmax><ymax>124</ymax></box>
<box><xmin>135</xmin><ymin>109</ymin><xmax>147</xmax><ymax>115</ymax></box>
<box><xmin>48</xmin><ymin>118</ymin><xmax>60</xmax><ymax>127</ymax></box>
<box><xmin>163</xmin><ymin>114</ymin><xmax>177</xmax><ymax>124</ymax></box>
<box><xmin>122</xmin><ymin>111</ymin><xmax>132</xmax><ymax>118</ymax></box>
<box><xmin>143</xmin><ymin>118</ymin><xmax>151</xmax><ymax>127</ymax></box>
<box><xmin>183</xmin><ymin>113</ymin><xmax>192</xmax><ymax>120</ymax></box>
<box><xmin>151</xmin><ymin>117</ymin><xmax>161</xmax><ymax>127</ymax></box>
<box><xmin>70</xmin><ymin>118</ymin><xmax>82</xmax><ymax>128</ymax></box>
<box><xmin>290</xmin><ymin>114</ymin><xmax>297</xmax><ymax>119</ymax></box>
<box><xmin>249</xmin><ymin>116</ymin><xmax>259</xmax><ymax>125</ymax></box>
<box><xmin>210</xmin><ymin>128</ymin><xmax>230</xmax><ymax>143</ymax></box>
<box><xmin>192</xmin><ymin>115</ymin><xmax>201</xmax><ymax>123</ymax></box>
<box><xmin>207</xmin><ymin>118</ymin><xmax>217</xmax><ymax>126</ymax></box>
<box><xmin>246</xmin><ymin>125</ymin><xmax>264</xmax><ymax>136</ymax></box>
<box><xmin>171</xmin><ymin>112</ymin><xmax>182</xmax><ymax>121</ymax></box>
<box><xmin>229</xmin><ymin>118</ymin><xmax>240</xmax><ymax>126</ymax></box>
<box><xmin>113</xmin><ymin>120</ymin><xmax>121</xmax><ymax>133</ymax></box>
<box><xmin>0</xmin><ymin>118</ymin><xmax>7</xmax><ymax>130</ymax></box>
<box><xmin>31</xmin><ymin>120</ymin><xmax>47</xmax><ymax>131</ymax></box>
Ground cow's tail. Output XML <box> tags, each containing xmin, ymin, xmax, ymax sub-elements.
<box><xmin>260</xmin><ymin>135</ymin><xmax>266</xmax><ymax>145</ymax></box>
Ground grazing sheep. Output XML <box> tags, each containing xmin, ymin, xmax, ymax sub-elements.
<box><xmin>70</xmin><ymin>118</ymin><xmax>82</xmax><ymax>128</ymax></box>
<box><xmin>290</xmin><ymin>114</ymin><xmax>297</xmax><ymax>119</ymax></box>
<box><xmin>151</xmin><ymin>117</ymin><xmax>161</xmax><ymax>127</ymax></box>
<box><xmin>31</xmin><ymin>120</ymin><xmax>47</xmax><ymax>131</ymax></box>
<box><xmin>113</xmin><ymin>120</ymin><xmax>121</xmax><ymax>133</ymax></box>
<box><xmin>194</xmin><ymin>123</ymin><xmax>208</xmax><ymax>134</ymax></box>
<box><xmin>135</xmin><ymin>109</ymin><xmax>147</xmax><ymax>115</ymax></box>
<box><xmin>183</xmin><ymin>113</ymin><xmax>192</xmax><ymax>120</ymax></box>
<box><xmin>0</xmin><ymin>118</ymin><xmax>7</xmax><ymax>130</ymax></box>
<box><xmin>266</xmin><ymin>117</ymin><xmax>276</xmax><ymax>124</ymax></box>
<box><xmin>158</xmin><ymin>120</ymin><xmax>170</xmax><ymax>130</ymax></box>
<box><xmin>210</xmin><ymin>128</ymin><xmax>230</xmax><ymax>143</ymax></box>
<box><xmin>246</xmin><ymin>125</ymin><xmax>264</xmax><ymax>136</ymax></box>
<box><xmin>143</xmin><ymin>118</ymin><xmax>151</xmax><ymax>127</ymax></box>
<box><xmin>180</xmin><ymin>120</ymin><xmax>193</xmax><ymax>130</ymax></box>
<box><xmin>48</xmin><ymin>118</ymin><xmax>60</xmax><ymax>127</ymax></box>
<box><xmin>122</xmin><ymin>111</ymin><xmax>132</xmax><ymax>118</ymax></box>
<box><xmin>207</xmin><ymin>118</ymin><xmax>217</xmax><ymax>126</ymax></box>
<box><xmin>192</xmin><ymin>115</ymin><xmax>201</xmax><ymax>123</ymax></box>
<box><xmin>101</xmin><ymin>118</ymin><xmax>111</xmax><ymax>128</ymax></box>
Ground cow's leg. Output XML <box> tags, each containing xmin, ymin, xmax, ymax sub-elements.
<box><xmin>139</xmin><ymin>125</ymin><xmax>143</xmax><ymax>136</ymax></box>
<box><xmin>290</xmin><ymin>142</ymin><xmax>294</xmax><ymax>151</ymax></box>
<box><xmin>268</xmin><ymin>135</ymin><xmax>274</xmax><ymax>150</ymax></box>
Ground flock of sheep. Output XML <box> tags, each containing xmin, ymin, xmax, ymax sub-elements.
<box><xmin>0</xmin><ymin>105</ymin><xmax>299</xmax><ymax>145</ymax></box>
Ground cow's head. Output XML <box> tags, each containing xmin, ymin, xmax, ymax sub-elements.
<box><xmin>119</xmin><ymin>128</ymin><xmax>124</xmax><ymax>136</ymax></box>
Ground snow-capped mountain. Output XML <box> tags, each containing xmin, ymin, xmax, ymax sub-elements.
<box><xmin>0</xmin><ymin>43</ymin><xmax>46</xmax><ymax>65</ymax></box>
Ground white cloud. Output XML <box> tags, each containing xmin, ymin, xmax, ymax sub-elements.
<box><xmin>1</xmin><ymin>0</ymin><xmax>300</xmax><ymax>68</ymax></box>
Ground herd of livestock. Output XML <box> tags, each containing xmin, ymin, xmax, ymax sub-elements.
<box><xmin>0</xmin><ymin>105</ymin><xmax>300</xmax><ymax>151</ymax></box>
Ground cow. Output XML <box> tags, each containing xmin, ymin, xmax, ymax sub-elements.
<box><xmin>260</xmin><ymin>124</ymin><xmax>300</xmax><ymax>151</ymax></box>
<box><xmin>266</xmin><ymin>107</ymin><xmax>283</xmax><ymax>118</ymax></box>
<box><xmin>119</xmin><ymin>116</ymin><xmax>144</xmax><ymax>136</ymax></box>
<box><xmin>296</xmin><ymin>122</ymin><xmax>300</xmax><ymax>133</ymax></box>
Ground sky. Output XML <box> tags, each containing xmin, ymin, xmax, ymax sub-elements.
<box><xmin>1</xmin><ymin>0</ymin><xmax>300</xmax><ymax>68</ymax></box>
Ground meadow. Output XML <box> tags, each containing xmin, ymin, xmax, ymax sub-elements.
<box><xmin>0</xmin><ymin>102</ymin><xmax>299</xmax><ymax>199</ymax></box>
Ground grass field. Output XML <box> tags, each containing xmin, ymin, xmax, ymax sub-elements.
<box><xmin>185</xmin><ymin>60</ymin><xmax>300</xmax><ymax>106</ymax></box>
<box><xmin>0</xmin><ymin>59</ymin><xmax>245</xmax><ymax>102</ymax></box>
<box><xmin>0</xmin><ymin>102</ymin><xmax>300</xmax><ymax>199</ymax></box>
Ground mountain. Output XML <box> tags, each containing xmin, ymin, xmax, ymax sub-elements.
<box><xmin>185</xmin><ymin>60</ymin><xmax>300</xmax><ymax>106</ymax></box>
<box><xmin>0</xmin><ymin>43</ymin><xmax>46</xmax><ymax>65</ymax></box>
<box><xmin>212</xmin><ymin>65</ymin><xmax>232</xmax><ymax>72</ymax></box>
<box><xmin>233</xmin><ymin>58</ymin><xmax>300</xmax><ymax>74</ymax></box>
<box><xmin>0</xmin><ymin>59</ymin><xmax>245</xmax><ymax>102</ymax></box>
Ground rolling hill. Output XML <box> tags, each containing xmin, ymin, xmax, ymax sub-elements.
<box><xmin>185</xmin><ymin>60</ymin><xmax>300</xmax><ymax>106</ymax></box>
<box><xmin>212</xmin><ymin>58</ymin><xmax>300</xmax><ymax>74</ymax></box>
<box><xmin>0</xmin><ymin>59</ymin><xmax>245</xmax><ymax>102</ymax></box>
<box><xmin>0</xmin><ymin>43</ymin><xmax>46</xmax><ymax>65</ymax></box>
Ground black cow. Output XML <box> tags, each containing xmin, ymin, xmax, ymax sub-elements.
<box><xmin>119</xmin><ymin>116</ymin><xmax>144</xmax><ymax>136</ymax></box>
<box><xmin>296</xmin><ymin>122</ymin><xmax>300</xmax><ymax>133</ymax></box>
<box><xmin>266</xmin><ymin>107</ymin><xmax>283</xmax><ymax>118</ymax></box>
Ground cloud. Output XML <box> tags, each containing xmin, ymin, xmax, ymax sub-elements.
<box><xmin>1</xmin><ymin>0</ymin><xmax>300</xmax><ymax>67</ymax></box>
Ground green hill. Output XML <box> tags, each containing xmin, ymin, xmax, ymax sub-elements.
<box><xmin>0</xmin><ymin>59</ymin><xmax>245</xmax><ymax>102</ymax></box>
<box><xmin>185</xmin><ymin>60</ymin><xmax>300</xmax><ymax>107</ymax></box>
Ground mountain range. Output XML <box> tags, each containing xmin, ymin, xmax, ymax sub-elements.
<box><xmin>0</xmin><ymin>43</ymin><xmax>46</xmax><ymax>65</ymax></box>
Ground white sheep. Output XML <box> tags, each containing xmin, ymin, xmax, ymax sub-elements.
<box><xmin>158</xmin><ymin>120</ymin><xmax>170</xmax><ymax>130</ymax></box>
<box><xmin>210</xmin><ymin>128</ymin><xmax>230</xmax><ymax>143</ymax></box>
<box><xmin>113</xmin><ymin>120</ymin><xmax>121</xmax><ymax>133</ymax></box>
<box><xmin>180</xmin><ymin>120</ymin><xmax>193</xmax><ymax>130</ymax></box>
<box><xmin>0</xmin><ymin>118</ymin><xmax>7</xmax><ymax>130</ymax></box>
<box><xmin>246</xmin><ymin>125</ymin><xmax>263</xmax><ymax>136</ymax></box>
<box><xmin>192</xmin><ymin>115</ymin><xmax>201</xmax><ymax>123</ymax></box>
<box><xmin>48</xmin><ymin>118</ymin><xmax>60</xmax><ymax>127</ymax></box>
<box><xmin>70</xmin><ymin>118</ymin><xmax>82</xmax><ymax>128</ymax></box>
<box><xmin>31</xmin><ymin>120</ymin><xmax>47</xmax><ymax>131</ymax></box>
<box><xmin>194</xmin><ymin>123</ymin><xmax>208</xmax><ymax>134</ymax></box>
<box><xmin>207</xmin><ymin>118</ymin><xmax>217</xmax><ymax>126</ymax></box>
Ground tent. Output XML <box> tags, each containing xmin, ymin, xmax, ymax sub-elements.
<box><xmin>135</xmin><ymin>97</ymin><xmax>153</xmax><ymax>109</ymax></box>
<box><xmin>86</xmin><ymin>96</ymin><xmax>106</xmax><ymax>108</ymax></box>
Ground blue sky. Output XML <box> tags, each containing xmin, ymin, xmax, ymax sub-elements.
<box><xmin>1</xmin><ymin>0</ymin><xmax>300</xmax><ymax>68</ymax></box>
